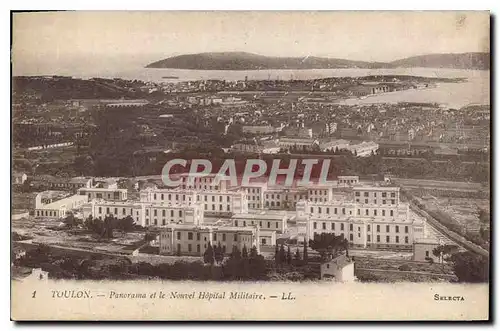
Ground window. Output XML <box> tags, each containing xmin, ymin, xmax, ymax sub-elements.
<box><xmin>364</xmin><ymin>192</ymin><xmax>369</xmax><ymax>197</ymax></box>
<box><xmin>342</xmin><ymin>208</ymin><xmax>345</xmax><ymax>215</ymax></box>
<box><xmin>365</xmin><ymin>209</ymin><xmax>369</xmax><ymax>216</ymax></box>
<box><xmin>235</xmin><ymin>220</ymin><xmax>238</xmax><ymax>226</ymax></box>
<box><xmin>107</xmin><ymin>207</ymin><xmax>110</xmax><ymax>214</ymax></box>
<box><xmin>179</xmin><ymin>210</ymin><xmax>183</xmax><ymax>217</ymax></box>
<box><xmin>405</xmin><ymin>236</ymin><xmax>409</xmax><ymax>244</ymax></box>
<box><xmin>331</xmin><ymin>223</ymin><xmax>335</xmax><ymax>230</ymax></box>
<box><xmin>98</xmin><ymin>207</ymin><xmax>102</xmax><ymax>213</ymax></box>
<box><xmin>367</xmin><ymin>225</ymin><xmax>371</xmax><ymax>231</ymax></box>
<box><xmin>390</xmin><ymin>210</ymin><xmax>394</xmax><ymax>217</ymax></box>
<box><xmin>368</xmin><ymin>235</ymin><xmax>371</xmax><ymax>242</ymax></box>
<box><xmin>349</xmin><ymin>224</ymin><xmax>353</xmax><ymax>231</ymax></box>
<box><xmin>395</xmin><ymin>236</ymin><xmax>399</xmax><ymax>243</ymax></box>
<box><xmin>357</xmin><ymin>209</ymin><xmax>360</xmax><ymax>215</ymax></box>
<box><xmin>310</xmin><ymin>207</ymin><xmax>314</xmax><ymax>213</ymax></box>
<box><xmin>177</xmin><ymin>232</ymin><xmax>181</xmax><ymax>240</ymax></box>
<box><xmin>374</xmin><ymin>199</ymin><xmax>377</xmax><ymax>204</ymax></box>
<box><xmin>405</xmin><ymin>226</ymin><xmax>409</xmax><ymax>233</ymax></box>
<box><xmin>349</xmin><ymin>233</ymin><xmax>353</xmax><ymax>241</ymax></box>
<box><xmin>386</xmin><ymin>236</ymin><xmax>390</xmax><ymax>243</ymax></box>
<box><xmin>322</xmin><ymin>222</ymin><xmax>326</xmax><ymax>230</ymax></box>
<box><xmin>374</xmin><ymin>209</ymin><xmax>377</xmax><ymax>216</ymax></box>
<box><xmin>391</xmin><ymin>199</ymin><xmax>396</xmax><ymax>204</ymax></box>
<box><xmin>188</xmin><ymin>232</ymin><xmax>193</xmax><ymax>240</ymax></box>
<box><xmin>382</xmin><ymin>193</ymin><xmax>387</xmax><ymax>198</ymax></box>
<box><xmin>233</xmin><ymin>234</ymin><xmax>238</xmax><ymax>241</ymax></box>
<box><xmin>334</xmin><ymin>208</ymin><xmax>337</xmax><ymax>214</ymax></box>
<box><xmin>391</xmin><ymin>193</ymin><xmax>396</xmax><ymax>198</ymax></box>
<box><xmin>425</xmin><ymin>251</ymin><xmax>429</xmax><ymax>257</ymax></box>
<box><xmin>365</xmin><ymin>199</ymin><xmax>368</xmax><ymax>204</ymax></box>
<box><xmin>170</xmin><ymin>210</ymin><xmax>174</xmax><ymax>217</ymax></box>
<box><xmin>383</xmin><ymin>200</ymin><xmax>386</xmax><ymax>205</ymax></box>
<box><xmin>267</xmin><ymin>222</ymin><xmax>270</xmax><ymax>228</ymax></box>
<box><xmin>396</xmin><ymin>226</ymin><xmax>399</xmax><ymax>233</ymax></box>
<box><xmin>276</xmin><ymin>222</ymin><xmax>279</xmax><ymax>229</ymax></box>
<box><xmin>177</xmin><ymin>243</ymin><xmax>181</xmax><ymax>253</ymax></box>
<box><xmin>197</xmin><ymin>233</ymin><xmax>201</xmax><ymax>240</ymax></box>
<box><xmin>222</xmin><ymin>233</ymin><xmax>226</xmax><ymax>241</ymax></box>
<box><xmin>377</xmin><ymin>235</ymin><xmax>380</xmax><ymax>242</ymax></box>
<box><xmin>161</xmin><ymin>194</ymin><xmax>164</xmax><ymax>200</ymax></box>
<box><xmin>382</xmin><ymin>210</ymin><xmax>386</xmax><ymax>216</ymax></box>
<box><xmin>259</xmin><ymin>221</ymin><xmax>262</xmax><ymax>227</ymax></box>
<box><xmin>188</xmin><ymin>244</ymin><xmax>192</xmax><ymax>252</ymax></box>
<box><xmin>355</xmin><ymin>192</ymin><xmax>360</xmax><ymax>197</ymax></box>
<box><xmin>313</xmin><ymin>222</ymin><xmax>317</xmax><ymax>229</ymax></box>
<box><xmin>162</xmin><ymin>210</ymin><xmax>166</xmax><ymax>217</ymax></box>
<box><xmin>326</xmin><ymin>208</ymin><xmax>330</xmax><ymax>214</ymax></box>
<box><xmin>154</xmin><ymin>194</ymin><xmax>157</xmax><ymax>200</ymax></box>
<box><xmin>122</xmin><ymin>208</ymin><xmax>126</xmax><ymax>214</ymax></box>
<box><xmin>341</xmin><ymin>223</ymin><xmax>344</xmax><ymax>231</ymax></box>
<box><xmin>213</xmin><ymin>233</ymin><xmax>217</xmax><ymax>241</ymax></box>
<box><xmin>154</xmin><ymin>210</ymin><xmax>157</xmax><ymax>217</ymax></box>
<box><xmin>197</xmin><ymin>244</ymin><xmax>200</xmax><ymax>253</ymax></box>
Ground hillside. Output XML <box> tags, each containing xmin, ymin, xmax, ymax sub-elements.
<box><xmin>146</xmin><ymin>52</ymin><xmax>391</xmax><ymax>70</ymax></box>
<box><xmin>389</xmin><ymin>52</ymin><xmax>490</xmax><ymax>70</ymax></box>
<box><xmin>146</xmin><ymin>52</ymin><xmax>490</xmax><ymax>71</ymax></box>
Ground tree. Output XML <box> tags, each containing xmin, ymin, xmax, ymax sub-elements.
<box><xmin>144</xmin><ymin>232</ymin><xmax>156</xmax><ymax>243</ymax></box>
<box><xmin>279</xmin><ymin>244</ymin><xmax>286</xmax><ymax>265</ymax></box>
<box><xmin>294</xmin><ymin>248</ymin><xmax>301</xmax><ymax>263</ymax></box>
<box><xmin>287</xmin><ymin>246</ymin><xmax>292</xmax><ymax>265</ymax></box>
<box><xmin>432</xmin><ymin>244</ymin><xmax>459</xmax><ymax>269</ymax></box>
<box><xmin>215</xmin><ymin>242</ymin><xmax>224</xmax><ymax>264</ymax></box>
<box><xmin>203</xmin><ymin>243</ymin><xmax>215</xmax><ymax>265</ymax></box>
<box><xmin>242</xmin><ymin>245</ymin><xmax>249</xmax><ymax>259</ymax></box>
<box><xmin>303</xmin><ymin>240</ymin><xmax>308</xmax><ymax>263</ymax></box>
<box><xmin>249</xmin><ymin>246</ymin><xmax>258</xmax><ymax>259</ymax></box>
<box><xmin>117</xmin><ymin>216</ymin><xmax>135</xmax><ymax>232</ymax></box>
<box><xmin>308</xmin><ymin>233</ymin><xmax>348</xmax><ymax>261</ymax></box>
<box><xmin>274</xmin><ymin>244</ymin><xmax>280</xmax><ymax>266</ymax></box>
<box><xmin>450</xmin><ymin>251</ymin><xmax>489</xmax><ymax>283</ymax></box>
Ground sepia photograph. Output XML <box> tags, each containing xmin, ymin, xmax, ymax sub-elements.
<box><xmin>10</xmin><ymin>10</ymin><xmax>490</xmax><ymax>321</ymax></box>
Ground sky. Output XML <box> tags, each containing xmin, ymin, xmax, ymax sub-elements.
<box><xmin>12</xmin><ymin>11</ymin><xmax>490</xmax><ymax>75</ymax></box>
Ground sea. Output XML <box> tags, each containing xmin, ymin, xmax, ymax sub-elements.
<box><xmin>22</xmin><ymin>66</ymin><xmax>492</xmax><ymax>109</ymax></box>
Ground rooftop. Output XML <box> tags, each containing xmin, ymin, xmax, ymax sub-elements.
<box><xmin>232</xmin><ymin>212</ymin><xmax>287</xmax><ymax>220</ymax></box>
<box><xmin>161</xmin><ymin>224</ymin><xmax>257</xmax><ymax>233</ymax></box>
<box><xmin>38</xmin><ymin>194</ymin><xmax>87</xmax><ymax>210</ymax></box>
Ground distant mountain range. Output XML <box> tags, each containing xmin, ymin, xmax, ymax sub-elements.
<box><xmin>146</xmin><ymin>52</ymin><xmax>490</xmax><ymax>71</ymax></box>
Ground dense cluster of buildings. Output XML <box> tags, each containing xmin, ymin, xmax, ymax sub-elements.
<box><xmin>30</xmin><ymin>173</ymin><xmax>429</xmax><ymax>257</ymax></box>
<box><xmin>232</xmin><ymin>136</ymin><xmax>379</xmax><ymax>156</ymax></box>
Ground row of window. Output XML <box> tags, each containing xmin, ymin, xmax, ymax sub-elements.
<box><xmin>234</xmin><ymin>220</ymin><xmax>281</xmax><ymax>229</ymax></box>
<box><xmin>313</xmin><ymin>232</ymin><xmax>410</xmax><ymax>244</ymax></box>
<box><xmin>166</xmin><ymin>243</ymin><xmax>228</xmax><ymax>254</ymax></box>
<box><xmin>309</xmin><ymin>206</ymin><xmax>398</xmax><ymax>217</ymax></box>
<box><xmin>145</xmin><ymin>219</ymin><xmax>177</xmax><ymax>226</ymax></box>
<box><xmin>313</xmin><ymin>222</ymin><xmax>409</xmax><ymax>233</ymax></box>
<box><xmin>355</xmin><ymin>199</ymin><xmax>397</xmax><ymax>205</ymax></box>
<box><xmin>175</xmin><ymin>231</ymin><xmax>239</xmax><ymax>242</ymax></box>
<box><xmin>355</xmin><ymin>191</ymin><xmax>397</xmax><ymax>198</ymax></box>
<box><xmin>36</xmin><ymin>210</ymin><xmax>58</xmax><ymax>217</ymax></box>
<box><xmin>356</xmin><ymin>208</ymin><xmax>395</xmax><ymax>217</ymax></box>
<box><xmin>204</xmin><ymin>204</ymin><xmax>231</xmax><ymax>211</ymax></box>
